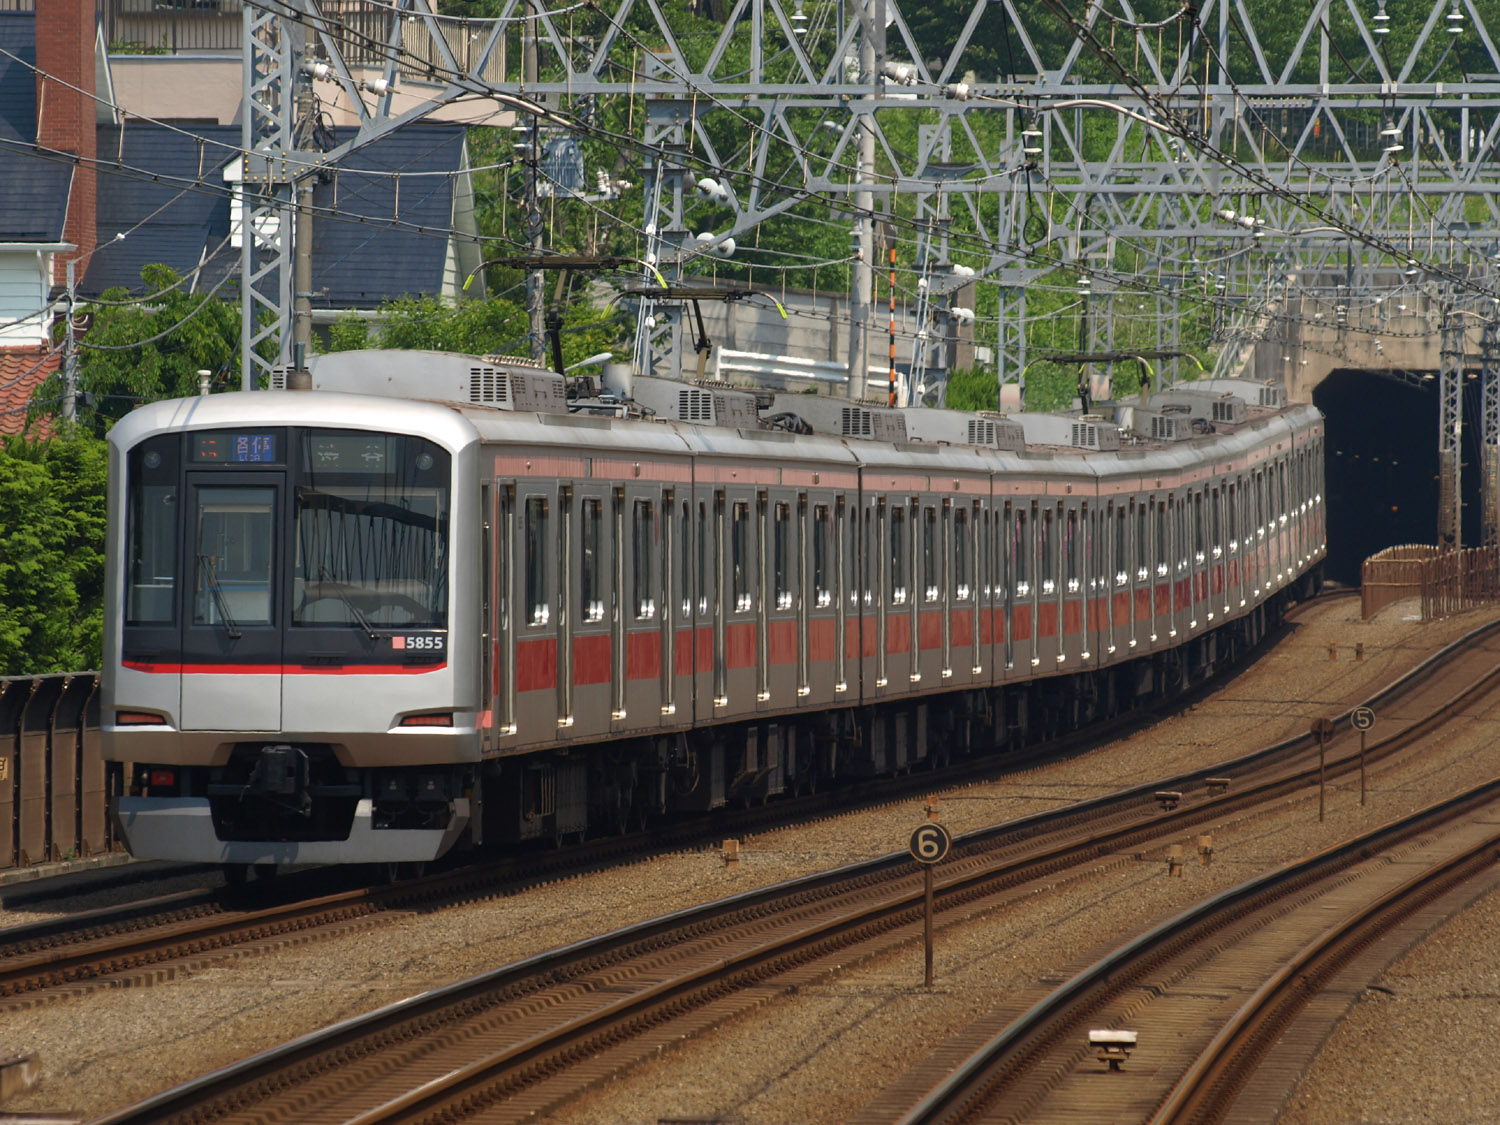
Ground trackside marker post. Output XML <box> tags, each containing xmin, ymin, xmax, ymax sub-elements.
<box><xmin>908</xmin><ymin>822</ymin><xmax>952</xmax><ymax>987</ymax></box>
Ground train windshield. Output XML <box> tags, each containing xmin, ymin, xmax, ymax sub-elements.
<box><xmin>293</xmin><ymin>431</ymin><xmax>450</xmax><ymax>629</ymax></box>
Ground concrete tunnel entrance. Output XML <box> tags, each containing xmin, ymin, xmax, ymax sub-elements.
<box><xmin>1313</xmin><ymin>368</ymin><xmax>1485</xmax><ymax>586</ymax></box>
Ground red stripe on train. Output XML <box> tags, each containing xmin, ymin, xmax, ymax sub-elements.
<box><xmin>123</xmin><ymin>661</ymin><xmax>448</xmax><ymax>676</ymax></box>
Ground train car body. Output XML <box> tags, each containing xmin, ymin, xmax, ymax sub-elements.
<box><xmin>101</xmin><ymin>350</ymin><xmax>1325</xmax><ymax>871</ymax></box>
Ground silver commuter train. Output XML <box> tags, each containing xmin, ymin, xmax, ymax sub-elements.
<box><xmin>102</xmin><ymin>350</ymin><xmax>1325</xmax><ymax>875</ymax></box>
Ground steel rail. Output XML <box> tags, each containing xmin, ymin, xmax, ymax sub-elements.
<box><xmin>89</xmin><ymin>617</ymin><xmax>1500</xmax><ymax>1124</ymax></box>
<box><xmin>1152</xmin><ymin>831</ymin><xmax>1500</xmax><ymax>1124</ymax></box>
<box><xmin>893</xmin><ymin>780</ymin><xmax>1500</xmax><ymax>1125</ymax></box>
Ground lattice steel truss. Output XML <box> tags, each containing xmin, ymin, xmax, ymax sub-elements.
<box><xmin>246</xmin><ymin>0</ymin><xmax>1500</xmax><ymax>531</ymax></box>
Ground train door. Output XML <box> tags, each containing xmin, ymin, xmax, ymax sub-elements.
<box><xmin>556</xmin><ymin>486</ymin><xmax>575</xmax><ymax>732</ymax></box>
<box><xmin>1061</xmin><ymin>502</ymin><xmax>1084</xmax><ymax>667</ymax></box>
<box><xmin>1111</xmin><ymin>501</ymin><xmax>1129</xmax><ymax>658</ymax></box>
<box><xmin>561</xmin><ymin>492</ymin><xmax>608</xmax><ymax>743</ymax></box>
<box><xmin>916</xmin><ymin>499</ymin><xmax>940</xmax><ymax>686</ymax></box>
<box><xmin>1171</xmin><ymin>493</ymin><xmax>1188</xmax><ymax>639</ymax></box>
<box><xmin>514</xmin><ymin>489</ymin><xmax>560</xmax><ymax>745</ymax></box>
<box><xmin>493</xmin><ymin>484</ymin><xmax>515</xmax><ymax>739</ymax></box>
<box><xmin>1190</xmin><ymin>487</ymin><xmax>1206</xmax><ymax>631</ymax></box>
<box><xmin>1208</xmin><ymin>485</ymin><xmax>1224</xmax><ymax>620</ymax></box>
<box><xmin>660</xmin><ymin>489</ymin><xmax>692</xmax><ymax>724</ymax></box>
<box><xmin>1034</xmin><ymin>501</ymin><xmax>1059</xmax><ymax>668</ymax></box>
<box><xmin>179</xmin><ymin>472</ymin><xmax>284</xmax><ymax>731</ymax></box>
<box><xmin>873</xmin><ymin>497</ymin><xmax>890</xmax><ymax>692</ymax></box>
<box><xmin>694</xmin><ymin>492</ymin><xmax>719</xmax><ymax>722</ymax></box>
<box><xmin>834</xmin><ymin>495</ymin><xmax>850</xmax><ymax>697</ymax></box>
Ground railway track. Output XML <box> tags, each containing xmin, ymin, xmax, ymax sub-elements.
<box><xmin>0</xmin><ymin>596</ymin><xmax>1347</xmax><ymax>1012</ymax></box>
<box><xmin>85</xmin><ymin>610</ymin><xmax>1500</xmax><ymax>1125</ymax></box>
<box><xmin>888</xmin><ymin>780</ymin><xmax>1500</xmax><ymax>1125</ymax></box>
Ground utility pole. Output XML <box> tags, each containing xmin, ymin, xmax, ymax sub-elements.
<box><xmin>524</xmin><ymin>9</ymin><xmax>545</xmax><ymax>363</ymax></box>
<box><xmin>846</xmin><ymin>0</ymin><xmax>879</xmax><ymax>401</ymax></box>
<box><xmin>62</xmin><ymin>259</ymin><xmax>77</xmax><ymax>424</ymax></box>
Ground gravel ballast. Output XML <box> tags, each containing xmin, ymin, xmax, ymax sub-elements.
<box><xmin>4</xmin><ymin>596</ymin><xmax>1500</xmax><ymax>1122</ymax></box>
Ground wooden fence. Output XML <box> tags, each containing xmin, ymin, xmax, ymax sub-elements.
<box><xmin>1361</xmin><ymin>544</ymin><xmax>1500</xmax><ymax>621</ymax></box>
<box><xmin>0</xmin><ymin>673</ymin><xmax>119</xmax><ymax>871</ymax></box>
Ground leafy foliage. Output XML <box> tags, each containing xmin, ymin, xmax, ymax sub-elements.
<box><xmin>33</xmin><ymin>264</ymin><xmax>243</xmax><ymax>436</ymax></box>
<box><xmin>322</xmin><ymin>294</ymin><xmax>627</xmax><ymax>367</ymax></box>
<box><xmin>0</xmin><ymin>432</ymin><xmax>107</xmax><ymax>675</ymax></box>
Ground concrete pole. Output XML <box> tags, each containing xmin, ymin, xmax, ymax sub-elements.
<box><xmin>62</xmin><ymin>259</ymin><xmax>77</xmax><ymax>424</ymax></box>
<box><xmin>846</xmin><ymin>0</ymin><xmax>878</xmax><ymax>400</ymax></box>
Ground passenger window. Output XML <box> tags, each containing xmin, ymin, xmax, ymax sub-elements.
<box><xmin>1065</xmin><ymin>508</ymin><xmax>1079</xmax><ymax>593</ymax></box>
<box><xmin>774</xmin><ymin>502</ymin><xmax>792</xmax><ymax>610</ymax></box>
<box><xmin>581</xmin><ymin>498</ymin><xmax>603</xmax><ymax>622</ymax></box>
<box><xmin>1014</xmin><ymin>506</ymin><xmax>1030</xmax><ymax>596</ymax></box>
<box><xmin>633</xmin><ymin>499</ymin><xmax>655</xmax><ymax>619</ymax></box>
<box><xmin>732</xmin><ymin>501</ymin><xmax>751</xmax><ymax>612</ymax></box>
<box><xmin>1040</xmin><ymin>506</ymin><xmax>1055</xmax><ymax>595</ymax></box>
<box><xmin>525</xmin><ymin>496</ymin><xmax>549</xmax><ymax>626</ymax></box>
<box><xmin>923</xmin><ymin>506</ymin><xmax>939</xmax><ymax>602</ymax></box>
<box><xmin>889</xmin><ymin>506</ymin><xmax>907</xmax><ymax>604</ymax></box>
<box><xmin>813</xmin><ymin>505</ymin><xmax>831</xmax><ymax>607</ymax></box>
<box><xmin>1115</xmin><ymin>505</ymin><xmax>1128</xmax><ymax>585</ymax></box>
<box><xmin>953</xmin><ymin>507</ymin><xmax>971</xmax><ymax>601</ymax></box>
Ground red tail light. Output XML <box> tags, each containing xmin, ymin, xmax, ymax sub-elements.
<box><xmin>148</xmin><ymin>768</ymin><xmax>176</xmax><ymax>788</ymax></box>
<box><xmin>117</xmin><ymin>711</ymin><xmax>164</xmax><ymax>726</ymax></box>
<box><xmin>400</xmin><ymin>713</ymin><xmax>453</xmax><ymax>727</ymax></box>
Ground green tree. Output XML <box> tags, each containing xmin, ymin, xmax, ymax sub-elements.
<box><xmin>0</xmin><ymin>432</ymin><xmax>108</xmax><ymax>674</ymax></box>
<box><xmin>324</xmin><ymin>294</ymin><xmax>626</xmax><ymax>367</ymax></box>
<box><xmin>33</xmin><ymin>264</ymin><xmax>241</xmax><ymax>435</ymax></box>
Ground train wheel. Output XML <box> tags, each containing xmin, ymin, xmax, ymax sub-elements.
<box><xmin>222</xmin><ymin>863</ymin><xmax>249</xmax><ymax>887</ymax></box>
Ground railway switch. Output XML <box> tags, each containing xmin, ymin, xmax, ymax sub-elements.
<box><xmin>1088</xmin><ymin>1029</ymin><xmax>1137</xmax><ymax>1070</ymax></box>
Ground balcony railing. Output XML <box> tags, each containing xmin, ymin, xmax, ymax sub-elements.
<box><xmin>0</xmin><ymin>0</ymin><xmax>509</xmax><ymax>80</ymax></box>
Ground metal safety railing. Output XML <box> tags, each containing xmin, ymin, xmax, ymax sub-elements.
<box><xmin>0</xmin><ymin>672</ymin><xmax>119</xmax><ymax>871</ymax></box>
<box><xmin>1362</xmin><ymin>544</ymin><xmax>1500</xmax><ymax>621</ymax></box>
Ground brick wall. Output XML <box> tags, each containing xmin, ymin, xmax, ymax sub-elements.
<box><xmin>34</xmin><ymin>0</ymin><xmax>98</xmax><ymax>286</ymax></box>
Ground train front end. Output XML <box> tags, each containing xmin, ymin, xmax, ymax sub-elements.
<box><xmin>102</xmin><ymin>393</ymin><xmax>483</xmax><ymax>870</ymax></box>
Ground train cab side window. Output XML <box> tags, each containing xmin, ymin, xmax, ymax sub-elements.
<box><xmin>732</xmin><ymin>501</ymin><xmax>751</xmax><ymax>612</ymax></box>
<box><xmin>525</xmin><ymin>497</ymin><xmax>549</xmax><ymax>626</ymax></box>
<box><xmin>922</xmin><ymin>505</ymin><xmax>939</xmax><ymax>602</ymax></box>
<box><xmin>125</xmin><ymin>436</ymin><xmax>180</xmax><ymax>626</ymax></box>
<box><xmin>889</xmin><ymin>505</ymin><xmax>907</xmax><ymax>604</ymax></box>
<box><xmin>813</xmin><ymin>504</ymin><xmax>831</xmax><ymax>607</ymax></box>
<box><xmin>582</xmin><ymin>499</ymin><xmax>603</xmax><ymax>622</ymax></box>
<box><xmin>633</xmin><ymin>499</ymin><xmax>656</xmax><ymax>619</ymax></box>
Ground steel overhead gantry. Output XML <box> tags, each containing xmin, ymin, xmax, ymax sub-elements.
<box><xmin>242</xmin><ymin>0</ymin><xmax>1500</xmax><ymax>540</ymax></box>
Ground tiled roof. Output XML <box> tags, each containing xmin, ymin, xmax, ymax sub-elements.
<box><xmin>85</xmin><ymin>124</ymin><xmax>239</xmax><ymax>296</ymax></box>
<box><xmin>0</xmin><ymin>346</ymin><xmax>59</xmax><ymax>437</ymax></box>
<box><xmin>82</xmin><ymin>123</ymin><xmax>466</xmax><ymax>309</ymax></box>
<box><xmin>0</xmin><ymin>15</ymin><xmax>73</xmax><ymax>243</ymax></box>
